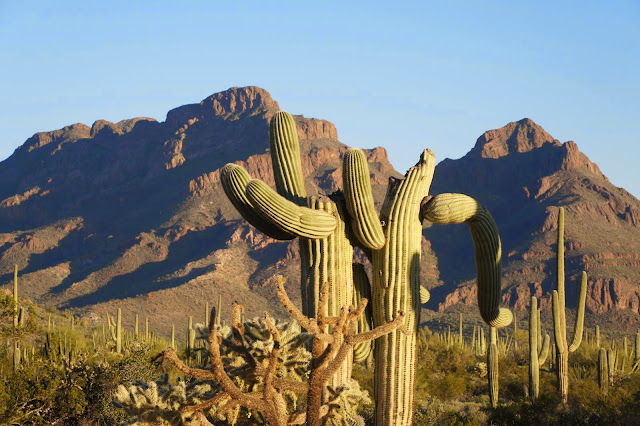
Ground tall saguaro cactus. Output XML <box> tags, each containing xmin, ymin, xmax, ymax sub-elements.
<box><xmin>221</xmin><ymin>111</ymin><xmax>354</xmax><ymax>387</ymax></box>
<box><xmin>220</xmin><ymin>111</ymin><xmax>511</xmax><ymax>424</ymax></box>
<box><xmin>529</xmin><ymin>296</ymin><xmax>550</xmax><ymax>400</ymax></box>
<box><xmin>552</xmin><ymin>207</ymin><xmax>588</xmax><ymax>403</ymax></box>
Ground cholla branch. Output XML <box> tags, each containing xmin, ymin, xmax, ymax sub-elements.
<box><xmin>157</xmin><ymin>278</ymin><xmax>401</xmax><ymax>425</ymax></box>
<box><xmin>158</xmin><ymin>349</ymin><xmax>215</xmax><ymax>381</ymax></box>
<box><xmin>275</xmin><ymin>277</ymin><xmax>320</xmax><ymax>334</ymax></box>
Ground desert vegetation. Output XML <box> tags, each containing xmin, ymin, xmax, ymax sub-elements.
<box><xmin>3</xmin><ymin>111</ymin><xmax>640</xmax><ymax>425</ymax></box>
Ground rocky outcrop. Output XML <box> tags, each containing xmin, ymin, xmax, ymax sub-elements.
<box><xmin>18</xmin><ymin>123</ymin><xmax>91</xmax><ymax>153</ymax></box>
<box><xmin>469</xmin><ymin>118</ymin><xmax>559</xmax><ymax>159</ymax></box>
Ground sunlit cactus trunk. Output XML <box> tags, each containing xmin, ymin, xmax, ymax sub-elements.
<box><xmin>300</xmin><ymin>196</ymin><xmax>354</xmax><ymax>386</ymax></box>
<box><xmin>370</xmin><ymin>151</ymin><xmax>435</xmax><ymax>425</ymax></box>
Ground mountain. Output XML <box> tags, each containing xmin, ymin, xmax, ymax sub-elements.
<box><xmin>1</xmin><ymin>87</ymin><xmax>639</xmax><ymax>336</ymax></box>
<box><xmin>0</xmin><ymin>87</ymin><xmax>419</xmax><ymax>334</ymax></box>
<box><xmin>428</xmin><ymin>118</ymin><xmax>640</xmax><ymax>314</ymax></box>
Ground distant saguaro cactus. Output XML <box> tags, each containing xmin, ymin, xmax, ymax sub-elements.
<box><xmin>529</xmin><ymin>296</ymin><xmax>550</xmax><ymax>400</ymax></box>
<box><xmin>552</xmin><ymin>207</ymin><xmax>588</xmax><ymax>404</ymax></box>
<box><xmin>488</xmin><ymin>327</ymin><xmax>499</xmax><ymax>408</ymax></box>
<box><xmin>599</xmin><ymin>347</ymin><xmax>608</xmax><ymax>395</ymax></box>
<box><xmin>13</xmin><ymin>264</ymin><xmax>19</xmax><ymax>329</ymax></box>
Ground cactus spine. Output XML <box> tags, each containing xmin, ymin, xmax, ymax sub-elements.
<box><xmin>529</xmin><ymin>296</ymin><xmax>550</xmax><ymax>400</ymax></box>
<box><xmin>488</xmin><ymin>327</ymin><xmax>499</xmax><ymax>408</ymax></box>
<box><xmin>552</xmin><ymin>207</ymin><xmax>588</xmax><ymax>404</ymax></box>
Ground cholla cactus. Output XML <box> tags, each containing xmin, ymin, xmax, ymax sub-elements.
<box><xmin>141</xmin><ymin>277</ymin><xmax>404</xmax><ymax>426</ymax></box>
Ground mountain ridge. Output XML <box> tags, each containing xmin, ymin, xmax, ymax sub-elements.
<box><xmin>1</xmin><ymin>86</ymin><xmax>639</xmax><ymax>335</ymax></box>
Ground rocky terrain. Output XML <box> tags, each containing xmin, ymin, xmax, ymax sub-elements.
<box><xmin>1</xmin><ymin>86</ymin><xmax>639</xmax><ymax>335</ymax></box>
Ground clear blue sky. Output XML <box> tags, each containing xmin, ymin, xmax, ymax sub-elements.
<box><xmin>1</xmin><ymin>1</ymin><xmax>638</xmax><ymax>197</ymax></box>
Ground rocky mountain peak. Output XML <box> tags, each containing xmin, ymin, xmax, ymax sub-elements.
<box><xmin>165</xmin><ymin>86</ymin><xmax>279</xmax><ymax>128</ymax></box>
<box><xmin>469</xmin><ymin>118</ymin><xmax>560</xmax><ymax>159</ymax></box>
<box><xmin>201</xmin><ymin>86</ymin><xmax>279</xmax><ymax>116</ymax></box>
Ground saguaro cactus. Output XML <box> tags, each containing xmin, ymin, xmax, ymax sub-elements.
<box><xmin>488</xmin><ymin>327</ymin><xmax>499</xmax><ymax>408</ymax></box>
<box><xmin>13</xmin><ymin>264</ymin><xmax>19</xmax><ymax>329</ymax></box>
<box><xmin>552</xmin><ymin>207</ymin><xmax>588</xmax><ymax>403</ymax></box>
<box><xmin>599</xmin><ymin>347</ymin><xmax>609</xmax><ymax>395</ymax></box>
<box><xmin>529</xmin><ymin>296</ymin><xmax>550</xmax><ymax>400</ymax></box>
<box><xmin>220</xmin><ymin>112</ymin><xmax>511</xmax><ymax>425</ymax></box>
<box><xmin>635</xmin><ymin>329</ymin><xmax>640</xmax><ymax>365</ymax></box>
<box><xmin>116</xmin><ymin>308</ymin><xmax>122</xmax><ymax>354</ymax></box>
<box><xmin>221</xmin><ymin>111</ymin><xmax>355</xmax><ymax>387</ymax></box>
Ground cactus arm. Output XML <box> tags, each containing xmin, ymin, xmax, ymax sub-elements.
<box><xmin>221</xmin><ymin>164</ymin><xmax>295</xmax><ymax>240</ymax></box>
<box><xmin>419</xmin><ymin>286</ymin><xmax>430</xmax><ymax>304</ymax></box>
<box><xmin>269</xmin><ymin>111</ymin><xmax>307</xmax><ymax>205</ymax></box>
<box><xmin>557</xmin><ymin>208</ymin><xmax>567</xmax><ymax>341</ymax></box>
<box><xmin>245</xmin><ymin>179</ymin><xmax>337</xmax><ymax>239</ymax></box>
<box><xmin>343</xmin><ymin>148</ymin><xmax>385</xmax><ymax>250</ymax></box>
<box><xmin>538</xmin><ymin>334</ymin><xmax>550</xmax><ymax>365</ymax></box>
<box><xmin>421</xmin><ymin>193</ymin><xmax>512</xmax><ymax>328</ymax></box>
<box><xmin>352</xmin><ymin>263</ymin><xmax>373</xmax><ymax>363</ymax></box>
<box><xmin>568</xmin><ymin>271</ymin><xmax>588</xmax><ymax>352</ymax></box>
<box><xmin>552</xmin><ymin>291</ymin><xmax>566</xmax><ymax>355</ymax></box>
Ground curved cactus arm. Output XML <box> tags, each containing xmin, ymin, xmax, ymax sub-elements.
<box><xmin>221</xmin><ymin>164</ymin><xmax>296</xmax><ymax>240</ymax></box>
<box><xmin>270</xmin><ymin>111</ymin><xmax>307</xmax><ymax>205</ymax></box>
<box><xmin>245</xmin><ymin>179</ymin><xmax>337</xmax><ymax>239</ymax></box>
<box><xmin>343</xmin><ymin>148</ymin><xmax>385</xmax><ymax>250</ymax></box>
<box><xmin>538</xmin><ymin>334</ymin><xmax>550</xmax><ymax>364</ymax></box>
<box><xmin>552</xmin><ymin>290</ymin><xmax>566</xmax><ymax>355</ymax></box>
<box><xmin>568</xmin><ymin>271</ymin><xmax>588</xmax><ymax>353</ymax></box>
<box><xmin>421</xmin><ymin>193</ymin><xmax>512</xmax><ymax>328</ymax></box>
